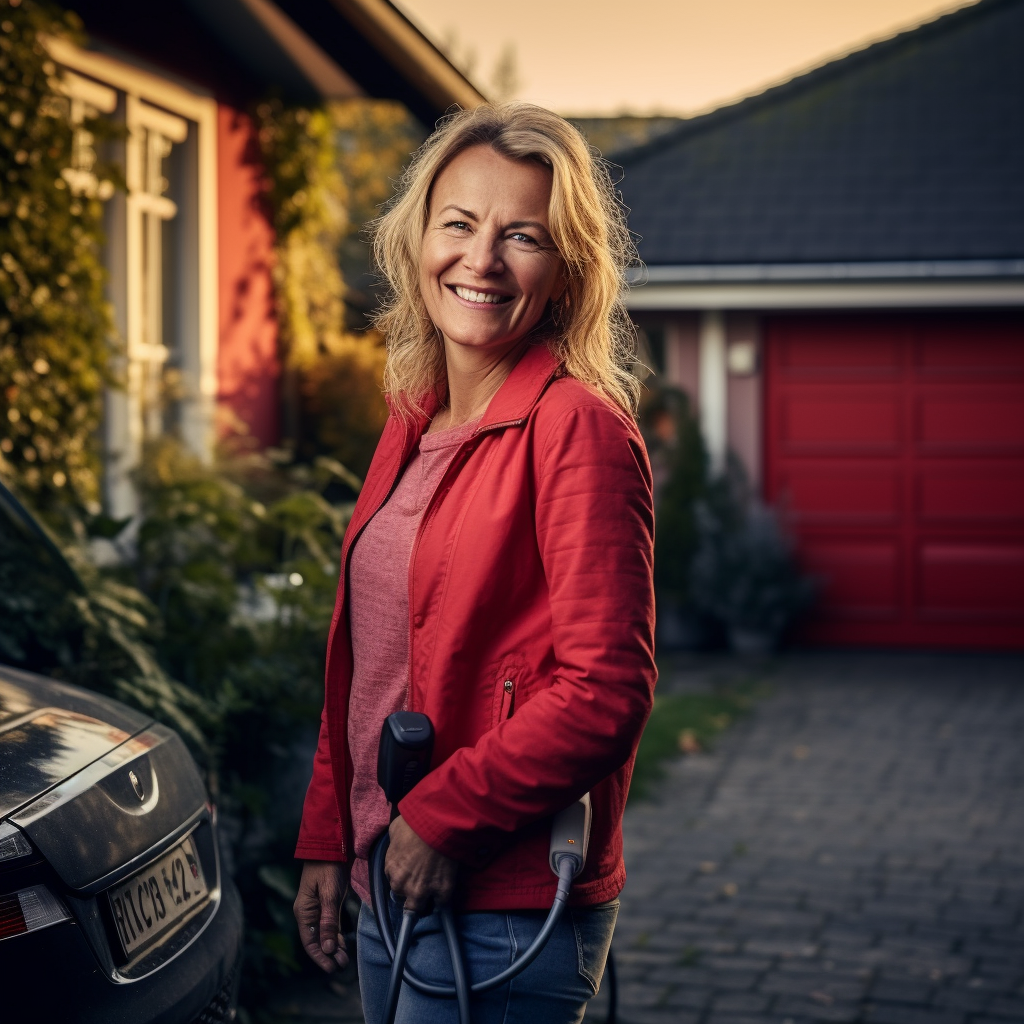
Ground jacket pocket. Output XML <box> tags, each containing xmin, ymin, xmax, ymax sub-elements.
<box><xmin>491</xmin><ymin>659</ymin><xmax>521</xmax><ymax>727</ymax></box>
<box><xmin>497</xmin><ymin>674</ymin><xmax>516</xmax><ymax>722</ymax></box>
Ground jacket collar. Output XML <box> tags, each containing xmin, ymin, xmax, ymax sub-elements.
<box><xmin>349</xmin><ymin>342</ymin><xmax>562</xmax><ymax>560</ymax></box>
<box><xmin>477</xmin><ymin>340</ymin><xmax>561</xmax><ymax>431</ymax></box>
<box><xmin>398</xmin><ymin>340</ymin><xmax>561</xmax><ymax>450</ymax></box>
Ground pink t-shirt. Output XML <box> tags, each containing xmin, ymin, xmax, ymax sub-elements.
<box><xmin>346</xmin><ymin>417</ymin><xmax>480</xmax><ymax>903</ymax></box>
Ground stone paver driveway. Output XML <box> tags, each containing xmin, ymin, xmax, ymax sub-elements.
<box><xmin>612</xmin><ymin>652</ymin><xmax>1024</xmax><ymax>1024</ymax></box>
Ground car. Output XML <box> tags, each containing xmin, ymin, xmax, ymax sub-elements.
<box><xmin>0</xmin><ymin>479</ymin><xmax>243</xmax><ymax>1023</ymax></box>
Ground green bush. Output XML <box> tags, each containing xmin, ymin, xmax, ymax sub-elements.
<box><xmin>641</xmin><ymin>385</ymin><xmax>708</xmax><ymax>605</ymax></box>
<box><xmin>690</xmin><ymin>459</ymin><xmax>815</xmax><ymax>642</ymax></box>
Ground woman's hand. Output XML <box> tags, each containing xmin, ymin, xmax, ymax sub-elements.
<box><xmin>385</xmin><ymin>815</ymin><xmax>458</xmax><ymax>914</ymax></box>
<box><xmin>294</xmin><ymin>860</ymin><xmax>350</xmax><ymax>972</ymax></box>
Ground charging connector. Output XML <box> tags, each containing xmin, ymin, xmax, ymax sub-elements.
<box><xmin>548</xmin><ymin>793</ymin><xmax>592</xmax><ymax>878</ymax></box>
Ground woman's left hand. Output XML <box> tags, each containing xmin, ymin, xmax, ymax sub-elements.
<box><xmin>384</xmin><ymin>815</ymin><xmax>458</xmax><ymax>914</ymax></box>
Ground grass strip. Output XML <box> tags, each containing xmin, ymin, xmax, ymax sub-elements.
<box><xmin>629</xmin><ymin>688</ymin><xmax>754</xmax><ymax>801</ymax></box>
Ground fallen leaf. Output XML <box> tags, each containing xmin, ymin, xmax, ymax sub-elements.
<box><xmin>679</xmin><ymin>728</ymin><xmax>701</xmax><ymax>754</ymax></box>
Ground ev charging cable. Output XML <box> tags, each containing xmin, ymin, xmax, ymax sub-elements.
<box><xmin>371</xmin><ymin>712</ymin><xmax>593</xmax><ymax>1024</ymax></box>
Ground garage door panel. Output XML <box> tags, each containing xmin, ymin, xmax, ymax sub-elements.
<box><xmin>775</xmin><ymin>320</ymin><xmax>905</xmax><ymax>375</ymax></box>
<box><xmin>766</xmin><ymin>314</ymin><xmax>1024</xmax><ymax>649</ymax></box>
<box><xmin>777</xmin><ymin>466</ymin><xmax>901</xmax><ymax>525</ymax></box>
<box><xmin>781</xmin><ymin>394</ymin><xmax>901</xmax><ymax>453</ymax></box>
<box><xmin>916</xmin><ymin>392</ymin><xmax>1024</xmax><ymax>454</ymax></box>
<box><xmin>917</xmin><ymin>323</ymin><xmax>1024</xmax><ymax>375</ymax></box>
<box><xmin>800</xmin><ymin>540</ymin><xmax>900</xmax><ymax>619</ymax></box>
<box><xmin>917</xmin><ymin>543</ymin><xmax>1024</xmax><ymax>618</ymax></box>
<box><xmin>918</xmin><ymin>471</ymin><xmax>1024</xmax><ymax>525</ymax></box>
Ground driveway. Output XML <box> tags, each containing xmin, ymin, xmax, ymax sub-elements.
<box><xmin>266</xmin><ymin>651</ymin><xmax>1024</xmax><ymax>1023</ymax></box>
<box><xmin>610</xmin><ymin>651</ymin><xmax>1024</xmax><ymax>1024</ymax></box>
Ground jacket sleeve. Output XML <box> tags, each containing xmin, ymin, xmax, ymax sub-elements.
<box><xmin>399</xmin><ymin>400</ymin><xmax>656</xmax><ymax>863</ymax></box>
<box><xmin>294</xmin><ymin>706</ymin><xmax>348</xmax><ymax>861</ymax></box>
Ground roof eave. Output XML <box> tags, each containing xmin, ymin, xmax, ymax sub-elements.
<box><xmin>327</xmin><ymin>0</ymin><xmax>486</xmax><ymax>114</ymax></box>
<box><xmin>625</xmin><ymin>261</ymin><xmax>1024</xmax><ymax>310</ymax></box>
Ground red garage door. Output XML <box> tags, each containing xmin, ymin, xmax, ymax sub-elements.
<box><xmin>765</xmin><ymin>314</ymin><xmax>1024</xmax><ymax>649</ymax></box>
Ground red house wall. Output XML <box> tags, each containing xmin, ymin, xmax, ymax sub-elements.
<box><xmin>216</xmin><ymin>104</ymin><xmax>280</xmax><ymax>448</ymax></box>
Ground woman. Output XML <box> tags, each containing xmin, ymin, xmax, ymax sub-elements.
<box><xmin>293</xmin><ymin>103</ymin><xmax>656</xmax><ymax>1024</ymax></box>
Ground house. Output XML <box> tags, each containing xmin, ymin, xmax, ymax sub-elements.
<box><xmin>42</xmin><ymin>0</ymin><xmax>483</xmax><ymax>516</ymax></box>
<box><xmin>618</xmin><ymin>0</ymin><xmax>1023</xmax><ymax>649</ymax></box>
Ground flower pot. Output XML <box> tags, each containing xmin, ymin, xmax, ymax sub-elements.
<box><xmin>728</xmin><ymin>626</ymin><xmax>777</xmax><ymax>656</ymax></box>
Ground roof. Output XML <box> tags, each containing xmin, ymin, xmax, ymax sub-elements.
<box><xmin>616</xmin><ymin>0</ymin><xmax>1024</xmax><ymax>274</ymax></box>
<box><xmin>67</xmin><ymin>0</ymin><xmax>484</xmax><ymax>124</ymax></box>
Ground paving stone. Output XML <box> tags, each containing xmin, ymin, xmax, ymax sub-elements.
<box><xmin>986</xmin><ymin>997</ymin><xmax>1024</xmax><ymax>1020</ymax></box>
<box><xmin>772</xmin><ymin>996</ymin><xmax>862</xmax><ymax>1022</ymax></box>
<box><xmin>869</xmin><ymin>979</ymin><xmax>935</xmax><ymax>1003</ymax></box>
<box><xmin>664</xmin><ymin>985</ymin><xmax>715</xmax><ymax>1010</ymax></box>
<box><xmin>713</xmin><ymin>992</ymin><xmax>774</xmax><ymax>1013</ymax></box>
<box><xmin>865</xmin><ymin>1002</ymin><xmax>966</xmax><ymax>1024</ymax></box>
<box><xmin>613</xmin><ymin>652</ymin><xmax>1024</xmax><ymax>1024</ymax></box>
<box><xmin>705</xmin><ymin>1014</ymin><xmax>779</xmax><ymax>1024</ymax></box>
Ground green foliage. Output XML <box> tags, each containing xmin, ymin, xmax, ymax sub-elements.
<box><xmin>641</xmin><ymin>386</ymin><xmax>709</xmax><ymax>604</ymax></box>
<box><xmin>690</xmin><ymin>458</ymin><xmax>815</xmax><ymax>638</ymax></box>
<box><xmin>126</xmin><ymin>439</ymin><xmax>352</xmax><ymax>790</ymax></box>
<box><xmin>0</xmin><ymin>486</ymin><xmax>213</xmax><ymax>752</ymax></box>
<box><xmin>0</xmin><ymin>0</ymin><xmax>119</xmax><ymax>512</ymax></box>
<box><xmin>630</xmin><ymin>688</ymin><xmax>753</xmax><ymax>801</ymax></box>
<box><xmin>253</xmin><ymin>98</ymin><xmax>420</xmax><ymax>474</ymax></box>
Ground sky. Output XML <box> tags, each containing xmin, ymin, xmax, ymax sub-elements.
<box><xmin>394</xmin><ymin>0</ymin><xmax>979</xmax><ymax>116</ymax></box>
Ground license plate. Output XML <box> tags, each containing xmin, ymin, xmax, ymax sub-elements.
<box><xmin>108</xmin><ymin>836</ymin><xmax>208</xmax><ymax>958</ymax></box>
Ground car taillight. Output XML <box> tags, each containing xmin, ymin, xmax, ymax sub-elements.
<box><xmin>0</xmin><ymin>886</ymin><xmax>71</xmax><ymax>941</ymax></box>
<box><xmin>0</xmin><ymin>822</ymin><xmax>33</xmax><ymax>864</ymax></box>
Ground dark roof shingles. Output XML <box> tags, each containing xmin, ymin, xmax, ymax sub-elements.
<box><xmin>618</xmin><ymin>0</ymin><xmax>1024</xmax><ymax>266</ymax></box>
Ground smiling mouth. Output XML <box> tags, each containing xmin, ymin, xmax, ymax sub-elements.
<box><xmin>450</xmin><ymin>285</ymin><xmax>512</xmax><ymax>305</ymax></box>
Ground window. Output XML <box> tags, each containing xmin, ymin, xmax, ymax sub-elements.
<box><xmin>46</xmin><ymin>38</ymin><xmax>218</xmax><ymax>517</ymax></box>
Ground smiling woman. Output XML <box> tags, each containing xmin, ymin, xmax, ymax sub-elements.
<box><xmin>293</xmin><ymin>104</ymin><xmax>656</xmax><ymax>1024</ymax></box>
<box><xmin>373</xmin><ymin>103</ymin><xmax>640</xmax><ymax>420</ymax></box>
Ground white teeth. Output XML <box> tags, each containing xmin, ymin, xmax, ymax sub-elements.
<box><xmin>454</xmin><ymin>286</ymin><xmax>505</xmax><ymax>304</ymax></box>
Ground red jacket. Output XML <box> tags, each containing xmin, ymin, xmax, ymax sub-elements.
<box><xmin>295</xmin><ymin>342</ymin><xmax>657</xmax><ymax>911</ymax></box>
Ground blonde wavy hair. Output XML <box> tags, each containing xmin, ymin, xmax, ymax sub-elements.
<box><xmin>372</xmin><ymin>103</ymin><xmax>640</xmax><ymax>417</ymax></box>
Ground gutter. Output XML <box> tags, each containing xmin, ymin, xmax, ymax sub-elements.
<box><xmin>625</xmin><ymin>260</ymin><xmax>1024</xmax><ymax>310</ymax></box>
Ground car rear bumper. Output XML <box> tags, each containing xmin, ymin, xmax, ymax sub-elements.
<box><xmin>0</xmin><ymin>874</ymin><xmax>243</xmax><ymax>1023</ymax></box>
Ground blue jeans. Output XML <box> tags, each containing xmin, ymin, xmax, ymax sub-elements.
<box><xmin>356</xmin><ymin>897</ymin><xmax>618</xmax><ymax>1024</ymax></box>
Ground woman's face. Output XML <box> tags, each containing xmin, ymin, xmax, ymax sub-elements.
<box><xmin>419</xmin><ymin>144</ymin><xmax>566</xmax><ymax>360</ymax></box>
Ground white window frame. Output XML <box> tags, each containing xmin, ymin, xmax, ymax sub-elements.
<box><xmin>44</xmin><ymin>37</ymin><xmax>219</xmax><ymax>517</ymax></box>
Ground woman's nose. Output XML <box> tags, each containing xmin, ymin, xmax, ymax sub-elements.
<box><xmin>462</xmin><ymin>231</ymin><xmax>504</xmax><ymax>276</ymax></box>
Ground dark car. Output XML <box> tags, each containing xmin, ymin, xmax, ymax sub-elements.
<box><xmin>0</xmin><ymin>481</ymin><xmax>243</xmax><ymax>1023</ymax></box>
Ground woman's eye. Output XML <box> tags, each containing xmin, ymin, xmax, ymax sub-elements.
<box><xmin>443</xmin><ymin>220</ymin><xmax>469</xmax><ymax>231</ymax></box>
<box><xmin>509</xmin><ymin>232</ymin><xmax>536</xmax><ymax>244</ymax></box>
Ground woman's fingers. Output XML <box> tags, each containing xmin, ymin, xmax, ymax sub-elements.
<box><xmin>385</xmin><ymin>816</ymin><xmax>458</xmax><ymax>914</ymax></box>
<box><xmin>294</xmin><ymin>860</ymin><xmax>349</xmax><ymax>972</ymax></box>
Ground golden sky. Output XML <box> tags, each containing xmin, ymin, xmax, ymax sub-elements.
<box><xmin>395</xmin><ymin>0</ymin><xmax>979</xmax><ymax>115</ymax></box>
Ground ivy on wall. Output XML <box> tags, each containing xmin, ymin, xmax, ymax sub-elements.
<box><xmin>0</xmin><ymin>0</ymin><xmax>118</xmax><ymax>516</ymax></box>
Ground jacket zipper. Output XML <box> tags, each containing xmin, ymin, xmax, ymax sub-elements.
<box><xmin>405</xmin><ymin>416</ymin><xmax>526</xmax><ymax>712</ymax></box>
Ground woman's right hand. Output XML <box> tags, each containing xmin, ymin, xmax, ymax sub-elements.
<box><xmin>294</xmin><ymin>860</ymin><xmax>350</xmax><ymax>972</ymax></box>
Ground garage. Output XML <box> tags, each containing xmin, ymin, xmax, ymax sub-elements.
<box><xmin>765</xmin><ymin>315</ymin><xmax>1024</xmax><ymax>648</ymax></box>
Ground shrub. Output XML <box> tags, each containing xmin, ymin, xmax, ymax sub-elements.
<box><xmin>690</xmin><ymin>459</ymin><xmax>814</xmax><ymax>644</ymax></box>
<box><xmin>641</xmin><ymin>385</ymin><xmax>708</xmax><ymax>605</ymax></box>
